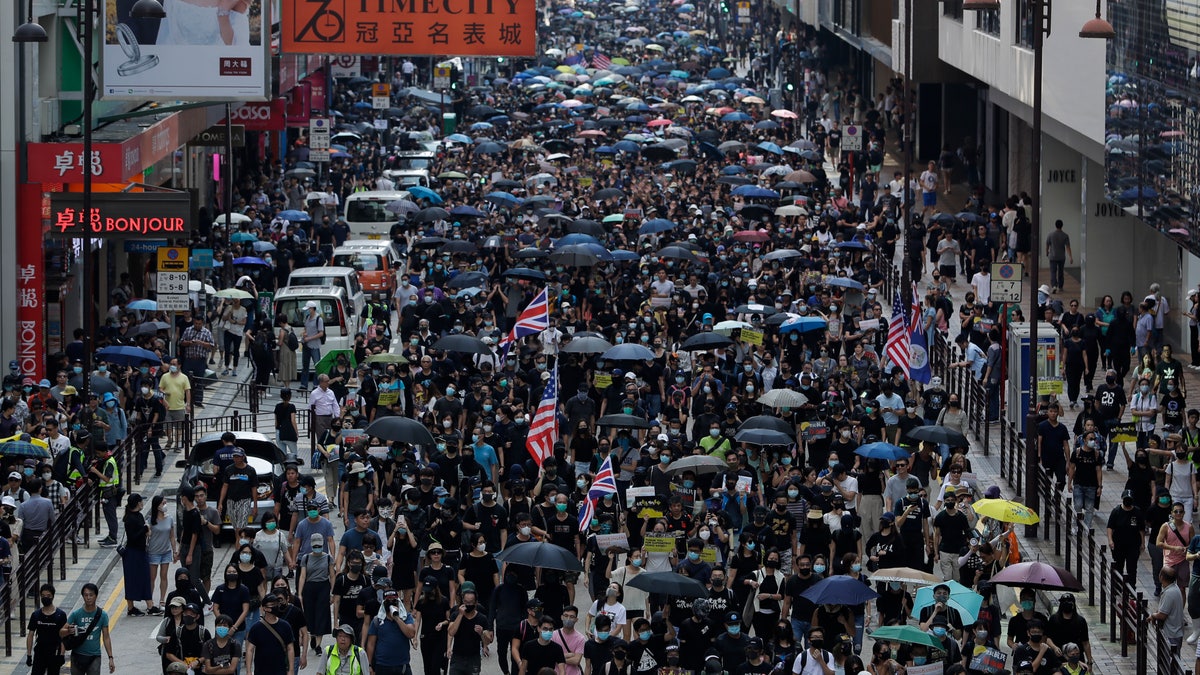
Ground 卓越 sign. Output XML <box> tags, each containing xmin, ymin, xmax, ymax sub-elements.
<box><xmin>49</xmin><ymin>193</ymin><xmax>194</xmax><ymax>239</ymax></box>
<box><xmin>281</xmin><ymin>0</ymin><xmax>538</xmax><ymax>57</ymax></box>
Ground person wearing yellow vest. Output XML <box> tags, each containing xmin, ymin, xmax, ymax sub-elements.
<box><xmin>88</xmin><ymin>445</ymin><xmax>121</xmax><ymax>547</ymax></box>
<box><xmin>321</xmin><ymin>624</ymin><xmax>368</xmax><ymax>675</ymax></box>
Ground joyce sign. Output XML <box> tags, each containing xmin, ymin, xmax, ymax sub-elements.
<box><xmin>50</xmin><ymin>193</ymin><xmax>194</xmax><ymax>239</ymax></box>
<box><xmin>281</xmin><ymin>0</ymin><xmax>538</xmax><ymax>57</ymax></box>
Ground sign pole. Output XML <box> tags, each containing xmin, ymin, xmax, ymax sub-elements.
<box><xmin>224</xmin><ymin>102</ymin><xmax>235</xmax><ymax>287</ymax></box>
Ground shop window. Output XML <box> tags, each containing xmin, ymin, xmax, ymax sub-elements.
<box><xmin>976</xmin><ymin>7</ymin><xmax>1000</xmax><ymax>35</ymax></box>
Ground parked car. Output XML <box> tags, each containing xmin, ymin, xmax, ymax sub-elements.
<box><xmin>175</xmin><ymin>431</ymin><xmax>299</xmax><ymax>536</ymax></box>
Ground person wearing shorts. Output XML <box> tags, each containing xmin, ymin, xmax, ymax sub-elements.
<box><xmin>920</xmin><ymin>161</ymin><xmax>939</xmax><ymax>216</ymax></box>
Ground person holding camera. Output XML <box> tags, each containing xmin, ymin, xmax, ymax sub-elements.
<box><xmin>367</xmin><ymin>581</ymin><xmax>417</xmax><ymax>675</ymax></box>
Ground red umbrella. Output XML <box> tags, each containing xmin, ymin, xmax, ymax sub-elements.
<box><xmin>647</xmin><ymin>118</ymin><xmax>673</xmax><ymax>127</ymax></box>
<box><xmin>733</xmin><ymin>229</ymin><xmax>771</xmax><ymax>243</ymax></box>
<box><xmin>990</xmin><ymin>561</ymin><xmax>1083</xmax><ymax>591</ymax></box>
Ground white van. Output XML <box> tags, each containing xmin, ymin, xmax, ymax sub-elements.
<box><xmin>344</xmin><ymin>190</ymin><xmax>409</xmax><ymax>240</ymax></box>
<box><xmin>286</xmin><ymin>266</ymin><xmax>366</xmax><ymax>319</ymax></box>
<box><xmin>273</xmin><ymin>286</ymin><xmax>358</xmax><ymax>353</ymax></box>
<box><xmin>382</xmin><ymin>169</ymin><xmax>432</xmax><ymax>189</ymax></box>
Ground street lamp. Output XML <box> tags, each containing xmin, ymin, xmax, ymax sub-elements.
<box><xmin>966</xmin><ymin>0</ymin><xmax>1111</xmax><ymax>537</ymax></box>
<box><xmin>14</xmin><ymin>0</ymin><xmax>164</xmax><ymax>400</ymax></box>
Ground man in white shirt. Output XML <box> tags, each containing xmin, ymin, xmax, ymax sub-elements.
<box><xmin>649</xmin><ymin>270</ymin><xmax>675</xmax><ymax>307</ymax></box>
<box><xmin>792</xmin><ymin>627</ymin><xmax>835</xmax><ymax>675</ymax></box>
<box><xmin>971</xmin><ymin>266</ymin><xmax>992</xmax><ymax>306</ymax></box>
<box><xmin>539</xmin><ymin>318</ymin><xmax>564</xmax><ymax>356</ymax></box>
<box><xmin>919</xmin><ymin>161</ymin><xmax>939</xmax><ymax>216</ymax></box>
<box><xmin>394</xmin><ymin>276</ymin><xmax>419</xmax><ymax>316</ymax></box>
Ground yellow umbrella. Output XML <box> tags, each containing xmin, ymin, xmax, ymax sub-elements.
<box><xmin>611</xmin><ymin>57</ymin><xmax>631</xmax><ymax>65</ymax></box>
<box><xmin>556</xmin><ymin>65</ymin><xmax>574</xmax><ymax>73</ymax></box>
<box><xmin>972</xmin><ymin>498</ymin><xmax>1041</xmax><ymax>525</ymax></box>
<box><xmin>645</xmin><ymin>44</ymin><xmax>665</xmax><ymax>52</ymax></box>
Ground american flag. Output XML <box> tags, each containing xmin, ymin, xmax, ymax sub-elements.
<box><xmin>885</xmin><ymin>290</ymin><xmax>911</xmax><ymax>378</ymax></box>
<box><xmin>526</xmin><ymin>365</ymin><xmax>559</xmax><ymax>467</ymax></box>
<box><xmin>500</xmin><ymin>287</ymin><xmax>550</xmax><ymax>356</ymax></box>
<box><xmin>578</xmin><ymin>456</ymin><xmax>619</xmax><ymax>532</ymax></box>
<box><xmin>592</xmin><ymin>53</ymin><xmax>613</xmax><ymax>70</ymax></box>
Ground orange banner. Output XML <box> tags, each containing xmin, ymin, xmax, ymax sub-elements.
<box><xmin>281</xmin><ymin>0</ymin><xmax>537</xmax><ymax>56</ymax></box>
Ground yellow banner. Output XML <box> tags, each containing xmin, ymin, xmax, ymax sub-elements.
<box><xmin>377</xmin><ymin>391</ymin><xmax>400</xmax><ymax>406</ymax></box>
<box><xmin>741</xmin><ymin>329</ymin><xmax>764</xmax><ymax>345</ymax></box>
<box><xmin>594</xmin><ymin>374</ymin><xmax>613</xmax><ymax>389</ymax></box>
<box><xmin>1036</xmin><ymin>379</ymin><xmax>1064</xmax><ymax>395</ymax></box>
<box><xmin>643</xmin><ymin>534</ymin><xmax>678</xmax><ymax>553</ymax></box>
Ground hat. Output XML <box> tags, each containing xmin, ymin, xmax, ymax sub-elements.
<box><xmin>310</xmin><ymin>533</ymin><xmax>325</xmax><ymax>545</ymax></box>
<box><xmin>427</xmin><ymin>541</ymin><xmax>445</xmax><ymax>551</ymax></box>
<box><xmin>1122</xmin><ymin>488</ymin><xmax>1135</xmax><ymax>500</ymax></box>
<box><xmin>527</xmin><ymin>597</ymin><xmax>544</xmax><ymax>608</ymax></box>
<box><xmin>335</xmin><ymin>624</ymin><xmax>356</xmax><ymax>637</ymax></box>
<box><xmin>348</xmin><ymin>462</ymin><xmax>367</xmax><ymax>473</ymax></box>
<box><xmin>21</xmin><ymin>377</ymin><xmax>33</xmax><ymax>387</ymax></box>
<box><xmin>807</xmin><ymin>508</ymin><xmax>824</xmax><ymax>519</ymax></box>
<box><xmin>1168</xmin><ymin>432</ymin><xmax>1184</xmax><ymax>443</ymax></box>
<box><xmin>624</xmin><ymin>371</ymin><xmax>637</xmax><ymax>380</ymax></box>
<box><xmin>880</xmin><ymin>511</ymin><xmax>896</xmax><ymax>523</ymax></box>
<box><xmin>984</xmin><ymin>486</ymin><xmax>1001</xmax><ymax>499</ymax></box>
<box><xmin>460</xmin><ymin>580</ymin><xmax>476</xmax><ymax>593</ymax></box>
<box><xmin>944</xmin><ymin>485</ymin><xmax>958</xmax><ymax>496</ymax></box>
<box><xmin>656</xmin><ymin>433</ymin><xmax>669</xmax><ymax>443</ymax></box>
<box><xmin>169</xmin><ymin>596</ymin><xmax>186</xmax><ymax>607</ymax></box>
<box><xmin>37</xmin><ymin>379</ymin><xmax>50</xmax><ymax>388</ymax></box>
<box><xmin>61</xmin><ymin>386</ymin><xmax>77</xmax><ymax>396</ymax></box>
<box><xmin>725</xmin><ymin>611</ymin><xmax>740</xmax><ymax>624</ymax></box>
<box><xmin>304</xmin><ymin>300</ymin><xmax>319</xmax><ymax>309</ymax></box>
<box><xmin>7</xmin><ymin>472</ymin><xmax>20</xmax><ymax>481</ymax></box>
<box><xmin>542</xmin><ymin>371</ymin><xmax>551</xmax><ymax>381</ymax></box>
<box><xmin>747</xmin><ymin>636</ymin><xmax>764</xmax><ymax>649</ymax></box>
<box><xmin>433</xmin><ymin>486</ymin><xmax>449</xmax><ymax>496</ymax></box>
<box><xmin>184</xmin><ymin>603</ymin><xmax>201</xmax><ymax>614</ymax></box>
<box><xmin>1037</xmin><ymin>284</ymin><xmax>1051</xmax><ymax>296</ymax></box>
<box><xmin>231</xmin><ymin>448</ymin><xmax>246</xmax><ymax>457</ymax></box>
<box><xmin>375</xmin><ymin>577</ymin><xmax>393</xmax><ymax>588</ymax></box>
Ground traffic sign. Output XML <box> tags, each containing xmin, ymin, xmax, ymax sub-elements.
<box><xmin>157</xmin><ymin>294</ymin><xmax>190</xmax><ymax>312</ymax></box>
<box><xmin>434</xmin><ymin>66</ymin><xmax>452</xmax><ymax>90</ymax></box>
<box><xmin>737</xmin><ymin>0</ymin><xmax>751</xmax><ymax>23</ymax></box>
<box><xmin>842</xmin><ymin>125</ymin><xmax>863</xmax><ymax>151</ymax></box>
<box><xmin>309</xmin><ymin>118</ymin><xmax>330</xmax><ymax>149</ymax></box>
<box><xmin>372</xmin><ymin>83</ymin><xmax>391</xmax><ymax>109</ymax></box>
<box><xmin>990</xmin><ymin>262</ymin><xmax>1024</xmax><ymax>303</ymax></box>
<box><xmin>157</xmin><ymin>247</ymin><xmax>189</xmax><ymax>272</ymax></box>
<box><xmin>156</xmin><ymin>271</ymin><xmax>189</xmax><ymax>295</ymax></box>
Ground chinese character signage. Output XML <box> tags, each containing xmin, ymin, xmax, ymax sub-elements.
<box><xmin>101</xmin><ymin>0</ymin><xmax>271</xmax><ymax>101</ymax></box>
<box><xmin>49</xmin><ymin>193</ymin><xmax>195</xmax><ymax>239</ymax></box>
<box><xmin>17</xmin><ymin>184</ymin><xmax>44</xmax><ymax>381</ymax></box>
<box><xmin>281</xmin><ymin>0</ymin><xmax>537</xmax><ymax>57</ymax></box>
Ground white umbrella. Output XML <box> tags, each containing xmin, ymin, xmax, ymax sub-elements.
<box><xmin>757</xmin><ymin>389</ymin><xmax>809</xmax><ymax>408</ymax></box>
<box><xmin>712</xmin><ymin>320</ymin><xmax>752</xmax><ymax>334</ymax></box>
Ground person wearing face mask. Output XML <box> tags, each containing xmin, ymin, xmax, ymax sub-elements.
<box><xmin>25</xmin><ymin>582</ymin><xmax>66</xmax><ymax>675</ymax></box>
<box><xmin>1011</xmin><ymin>619</ymin><xmax>1061</xmax><ymax>675</ymax></box>
<box><xmin>627</xmin><ymin>616</ymin><xmax>675</xmax><ymax>675</ymax></box>
<box><xmin>1066</xmin><ymin>430</ymin><xmax>1105</xmax><ymax>526</ymax></box>
<box><xmin>162</xmin><ymin>602</ymin><xmax>211</xmax><ymax>672</ymax></box>
<box><xmin>791</xmin><ymin>626</ymin><xmax>835</xmax><ymax>675</ymax></box>
<box><xmin>212</xmin><ymin>561</ymin><xmax>253</xmax><ymax>644</ymax></box>
<box><xmin>244</xmin><ymin>593</ymin><xmax>297</xmax><ymax>675</ymax></box>
<box><xmin>199</xmin><ymin>614</ymin><xmax>242</xmax><ymax>675</ymax></box>
<box><xmin>1164</xmin><ymin>433</ymin><xmax>1199</xmax><ymax>521</ymax></box>
<box><xmin>447</xmin><ymin>589</ymin><xmax>493</xmax><ymax>675</ymax></box>
<box><xmin>517</xmin><ymin>615</ymin><xmax>566</xmax><ymax>675</ymax></box>
<box><xmin>330</xmin><ymin>551</ymin><xmax>369</xmax><ymax>643</ymax></box>
<box><xmin>1144</xmin><ymin>487</ymin><xmax>1175</xmax><ymax>597</ymax></box>
<box><xmin>463</xmin><ymin>481</ymin><xmax>509</xmax><ymax>557</ymax></box>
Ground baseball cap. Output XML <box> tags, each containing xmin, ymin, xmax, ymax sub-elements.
<box><xmin>310</xmin><ymin>533</ymin><xmax>325</xmax><ymax>545</ymax></box>
<box><xmin>304</xmin><ymin>301</ymin><xmax>318</xmax><ymax>309</ymax></box>
<box><xmin>984</xmin><ymin>486</ymin><xmax>1001</xmax><ymax>499</ymax></box>
<box><xmin>336</xmin><ymin>624</ymin><xmax>356</xmax><ymax>637</ymax></box>
<box><xmin>7</xmin><ymin>472</ymin><xmax>20</xmax><ymax>481</ymax></box>
<box><xmin>725</xmin><ymin>612</ymin><xmax>740</xmax><ymax>624</ymax></box>
<box><xmin>880</xmin><ymin>511</ymin><xmax>896</xmax><ymax>523</ymax></box>
<box><xmin>428</xmin><ymin>541</ymin><xmax>445</xmax><ymax>551</ymax></box>
<box><xmin>169</xmin><ymin>596</ymin><xmax>186</xmax><ymax>607</ymax></box>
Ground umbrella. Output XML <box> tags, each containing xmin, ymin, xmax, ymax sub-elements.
<box><xmin>414</xmin><ymin>237</ymin><xmax>449</xmax><ymax>249</ymax></box>
<box><xmin>913</xmin><ymin>580</ymin><xmax>982</xmax><ymax>623</ymax></box>
<box><xmin>550</xmin><ymin>245</ymin><xmax>603</xmax><ymax>267</ymax></box>
<box><xmin>233</xmin><ymin>257</ymin><xmax>270</xmax><ymax>267</ymax></box>
<box><xmin>762</xmin><ymin>249</ymin><xmax>803</xmax><ymax>262</ymax></box>
<box><xmin>252</xmin><ymin>241</ymin><xmax>277</xmax><ymax>253</ymax></box>
<box><xmin>385</xmin><ymin>199</ymin><xmax>420</xmax><ymax>215</ymax></box>
<box><xmin>733</xmin><ymin>303</ymin><xmax>777</xmax><ymax>316</ymax></box>
<box><xmin>824</xmin><ymin>276</ymin><xmax>865</xmax><ymax>290</ymax></box>
<box><xmin>313</xmin><ymin>349</ymin><xmax>355</xmax><ymax>376</ymax></box>
<box><xmin>231</xmin><ymin>232</ymin><xmax>257</xmax><ymax>243</ymax></box>
<box><xmin>449</xmin><ymin>205</ymin><xmax>488</xmax><ymax>218</ymax></box>
<box><xmin>414</xmin><ymin>207</ymin><xmax>451</xmax><ymax>223</ymax></box>
<box><xmin>990</xmin><ymin>561</ymin><xmax>1083</xmax><ymax>591</ymax></box>
<box><xmin>800</xmin><ymin>576</ymin><xmax>879</xmax><ymax>605</ymax></box>
<box><xmin>867</xmin><ymin>625</ymin><xmax>944</xmax><ymax>650</ymax></box>
<box><xmin>407</xmin><ymin>186</ymin><xmax>443</xmax><ymax>203</ymax></box>
<box><xmin>778</xmin><ymin>316</ymin><xmax>828</xmax><ymax>334</ymax></box>
<box><xmin>664</xmin><ymin>454</ymin><xmax>730</xmax><ymax>476</ymax></box>
<box><xmin>0</xmin><ymin>440</ymin><xmax>50</xmax><ymax>459</ymax></box>
<box><xmin>639</xmin><ymin>218</ymin><xmax>678</xmax><ymax>235</ymax></box>
<box><xmin>562</xmin><ymin>336</ymin><xmax>614</xmax><ymax>353</ymax></box>
<box><xmin>734</xmin><ymin>428</ymin><xmax>793</xmax><ymax>445</ymax></box>
<box><xmin>656</xmin><ymin>246</ymin><xmax>699</xmax><ymax>262</ymax></box>
<box><xmin>679</xmin><ymin>332</ymin><xmax>734</xmax><ymax>351</ymax></box>
<box><xmin>278</xmin><ymin>209</ymin><xmax>311</xmax><ymax>222</ymax></box>
<box><xmin>738</xmin><ymin>415</ymin><xmax>794</xmax><ymax>435</ymax></box>
<box><xmin>363</xmin><ymin>416</ymin><xmax>436</xmax><ymax>446</ymax></box>
<box><xmin>69</xmin><ymin>374</ymin><xmax>120</xmax><ymax>395</ymax></box>
<box><xmin>971</xmin><ymin>499</ymin><xmax>1041</xmax><ymax>525</ymax></box>
<box><xmin>447</xmin><ymin>272</ymin><xmax>489</xmax><ymax>289</ymax></box>
<box><xmin>595</xmin><ymin>187</ymin><xmax>625</xmax><ymax>200</ymax></box>
<box><xmin>503</xmin><ymin>267</ymin><xmax>548</xmax><ymax>281</ymax></box>
<box><xmin>906</xmin><ymin>425</ymin><xmax>969</xmax><ymax>448</ymax></box>
<box><xmin>602</xmin><ymin>344</ymin><xmax>656</xmax><ymax>361</ymax></box>
<box><xmin>757</xmin><ymin>388</ymin><xmax>808</xmax><ymax>408</ymax></box>
<box><xmin>625</xmin><ymin>572</ymin><xmax>709</xmax><ymax>598</ymax></box>
<box><xmin>494</xmin><ymin>541</ymin><xmax>585</xmax><ymax>571</ymax></box>
<box><xmin>129</xmin><ymin>321</ymin><xmax>171</xmax><ymax>336</ymax></box>
<box><xmin>597</xmin><ymin>414</ymin><xmax>651</xmax><ymax>429</ymax></box>
<box><xmin>365</xmin><ymin>353</ymin><xmax>410</xmax><ymax>365</ymax></box>
<box><xmin>514</xmin><ymin>248</ymin><xmax>549</xmax><ymax>260</ymax></box>
<box><xmin>213</xmin><ymin>288</ymin><xmax>254</xmax><ymax>300</ymax></box>
<box><xmin>94</xmin><ymin>345</ymin><xmax>162</xmax><ymax>366</ymax></box>
<box><xmin>440</xmin><ymin>241</ymin><xmax>478</xmax><ymax>255</ymax></box>
<box><xmin>854</xmin><ymin>442</ymin><xmax>910</xmax><ymax>461</ymax></box>
<box><xmin>126</xmin><ymin>299</ymin><xmax>157</xmax><ymax>310</ymax></box>
<box><xmin>433</xmin><ymin>334</ymin><xmax>491</xmax><ymax>355</ymax></box>
<box><xmin>712</xmin><ymin>320</ymin><xmax>752</xmax><ymax>334</ymax></box>
<box><xmin>868</xmin><ymin>567</ymin><xmax>942</xmax><ymax>584</ymax></box>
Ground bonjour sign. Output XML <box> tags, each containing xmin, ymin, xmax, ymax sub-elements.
<box><xmin>49</xmin><ymin>192</ymin><xmax>194</xmax><ymax>239</ymax></box>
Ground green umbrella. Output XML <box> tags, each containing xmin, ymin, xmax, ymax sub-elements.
<box><xmin>314</xmin><ymin>349</ymin><xmax>356</xmax><ymax>376</ymax></box>
<box><xmin>602</xmin><ymin>213</ymin><xmax>625</xmax><ymax>223</ymax></box>
<box><xmin>868</xmin><ymin>625</ymin><xmax>943</xmax><ymax>650</ymax></box>
<box><xmin>231</xmin><ymin>232</ymin><xmax>258</xmax><ymax>243</ymax></box>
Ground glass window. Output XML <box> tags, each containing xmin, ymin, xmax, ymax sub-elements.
<box><xmin>976</xmin><ymin>7</ymin><xmax>1000</xmax><ymax>35</ymax></box>
<box><xmin>332</xmin><ymin>253</ymin><xmax>384</xmax><ymax>272</ymax></box>
<box><xmin>1016</xmin><ymin>0</ymin><xmax>1035</xmax><ymax>47</ymax></box>
<box><xmin>944</xmin><ymin>0</ymin><xmax>963</xmax><ymax>21</ymax></box>
<box><xmin>345</xmin><ymin>199</ymin><xmax>393</xmax><ymax>223</ymax></box>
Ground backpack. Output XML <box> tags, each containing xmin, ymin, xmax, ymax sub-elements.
<box><xmin>796</xmin><ymin>649</ymin><xmax>832</xmax><ymax>673</ymax></box>
<box><xmin>55</xmin><ymin>445</ymin><xmax>84</xmax><ymax>484</ymax></box>
<box><xmin>285</xmin><ymin>329</ymin><xmax>299</xmax><ymax>351</ymax></box>
<box><xmin>318</xmin><ymin>318</ymin><xmax>327</xmax><ymax>345</ymax></box>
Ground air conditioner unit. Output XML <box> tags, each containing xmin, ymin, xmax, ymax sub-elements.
<box><xmin>39</xmin><ymin>98</ymin><xmax>60</xmax><ymax>139</ymax></box>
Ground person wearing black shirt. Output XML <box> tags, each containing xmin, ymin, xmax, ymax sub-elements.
<box><xmin>627</xmin><ymin>616</ymin><xmax>674</xmax><ymax>675</ymax></box>
<box><xmin>25</xmin><ymin>583</ymin><xmax>66</xmax><ymax>675</ymax></box>
<box><xmin>1095</xmin><ymin>371</ymin><xmax>1128</xmax><ymax>470</ymax></box>
<box><xmin>1011</xmin><ymin>619</ymin><xmax>1061</xmax><ymax>675</ymax></box>
<box><xmin>448</xmin><ymin>590</ymin><xmax>492</xmax><ymax>675</ymax></box>
<box><xmin>932</xmin><ymin>492</ymin><xmax>972</xmax><ymax>582</ymax></box>
<box><xmin>331</xmin><ymin>552</ymin><xmax>369</xmax><ymax>640</ymax></box>
<box><xmin>518</xmin><ymin>616</ymin><xmax>566</xmax><ymax>675</ymax></box>
<box><xmin>712</xmin><ymin>613</ymin><xmax>749</xmax><ymax>675</ymax></box>
<box><xmin>675</xmin><ymin>599</ymin><xmax>715</xmax><ymax>672</ymax></box>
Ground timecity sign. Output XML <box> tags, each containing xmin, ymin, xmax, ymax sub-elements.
<box><xmin>49</xmin><ymin>192</ymin><xmax>195</xmax><ymax>239</ymax></box>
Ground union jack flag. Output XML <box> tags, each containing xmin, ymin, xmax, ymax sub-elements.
<box><xmin>526</xmin><ymin>366</ymin><xmax>559</xmax><ymax>467</ymax></box>
<box><xmin>499</xmin><ymin>287</ymin><xmax>550</xmax><ymax>356</ymax></box>
<box><xmin>592</xmin><ymin>53</ymin><xmax>613</xmax><ymax>70</ymax></box>
<box><xmin>578</xmin><ymin>455</ymin><xmax>619</xmax><ymax>532</ymax></box>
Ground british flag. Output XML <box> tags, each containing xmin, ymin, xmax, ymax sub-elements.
<box><xmin>578</xmin><ymin>455</ymin><xmax>619</xmax><ymax>532</ymax></box>
<box><xmin>592</xmin><ymin>53</ymin><xmax>613</xmax><ymax>70</ymax></box>
<box><xmin>526</xmin><ymin>366</ymin><xmax>559</xmax><ymax>467</ymax></box>
<box><xmin>499</xmin><ymin>287</ymin><xmax>550</xmax><ymax>356</ymax></box>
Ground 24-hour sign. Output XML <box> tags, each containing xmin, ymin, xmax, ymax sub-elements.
<box><xmin>49</xmin><ymin>193</ymin><xmax>195</xmax><ymax>239</ymax></box>
<box><xmin>281</xmin><ymin>0</ymin><xmax>538</xmax><ymax>56</ymax></box>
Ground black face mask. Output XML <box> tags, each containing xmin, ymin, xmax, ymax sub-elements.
<box><xmin>810</xmin><ymin>638</ymin><xmax>824</xmax><ymax>649</ymax></box>
<box><xmin>40</xmin><ymin>596</ymin><xmax>53</xmax><ymax>607</ymax></box>
<box><xmin>183</xmin><ymin>616</ymin><xmax>197</xmax><ymax>626</ymax></box>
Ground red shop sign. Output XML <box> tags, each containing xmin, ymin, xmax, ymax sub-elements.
<box><xmin>225</xmin><ymin>99</ymin><xmax>287</xmax><ymax>132</ymax></box>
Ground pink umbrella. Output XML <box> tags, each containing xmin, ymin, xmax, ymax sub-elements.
<box><xmin>647</xmin><ymin>118</ymin><xmax>673</xmax><ymax>127</ymax></box>
<box><xmin>990</xmin><ymin>561</ymin><xmax>1083</xmax><ymax>591</ymax></box>
<box><xmin>771</xmin><ymin>109</ymin><xmax>799</xmax><ymax>119</ymax></box>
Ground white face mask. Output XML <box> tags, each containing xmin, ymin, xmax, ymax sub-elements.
<box><xmin>699</xmin><ymin>529</ymin><xmax>711</xmax><ymax>541</ymax></box>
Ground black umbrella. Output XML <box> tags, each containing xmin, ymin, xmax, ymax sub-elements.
<box><xmin>494</xmin><ymin>541</ymin><xmax>584</xmax><ymax>571</ymax></box>
<box><xmin>440</xmin><ymin>240</ymin><xmax>478</xmax><ymax>255</ymax></box>
<box><xmin>679</xmin><ymin>332</ymin><xmax>734</xmax><ymax>351</ymax></box>
<box><xmin>597</xmin><ymin>414</ymin><xmax>651</xmax><ymax>429</ymax></box>
<box><xmin>414</xmin><ymin>207</ymin><xmax>451</xmax><ymax>223</ymax></box>
<box><xmin>364</xmin><ymin>417</ymin><xmax>435</xmax><ymax>446</ymax></box>
<box><xmin>503</xmin><ymin>267</ymin><xmax>548</xmax><ymax>281</ymax></box>
<box><xmin>474</xmin><ymin>142</ymin><xmax>505</xmax><ymax>155</ymax></box>
<box><xmin>568</xmin><ymin>219</ymin><xmax>606</xmax><ymax>237</ymax></box>
<box><xmin>129</xmin><ymin>321</ymin><xmax>171</xmax><ymax>336</ymax></box>
<box><xmin>543</xmin><ymin>139</ymin><xmax>573</xmax><ymax>153</ymax></box>
<box><xmin>433</xmin><ymin>334</ymin><xmax>491</xmax><ymax>355</ymax></box>
<box><xmin>733</xmin><ymin>303</ymin><xmax>778</xmax><ymax>316</ymax></box>
<box><xmin>641</xmin><ymin>144</ymin><xmax>677</xmax><ymax>161</ymax></box>
<box><xmin>493</xmin><ymin>179</ymin><xmax>522</xmax><ymax>190</ymax></box>
<box><xmin>739</xmin><ymin>415</ymin><xmax>795</xmax><ymax>435</ymax></box>
<box><xmin>594</xmin><ymin>187</ymin><xmax>625</xmax><ymax>200</ymax></box>
<box><xmin>447</xmin><ymin>271</ymin><xmax>489</xmax><ymax>289</ymax></box>
<box><xmin>413</xmin><ymin>236</ymin><xmax>449</xmax><ymax>248</ymax></box>
<box><xmin>717</xmin><ymin>175</ymin><xmax>753</xmax><ymax>186</ymax></box>
<box><xmin>663</xmin><ymin>159</ymin><xmax>699</xmax><ymax>175</ymax></box>
<box><xmin>656</xmin><ymin>246</ymin><xmax>699</xmax><ymax>262</ymax></box>
<box><xmin>762</xmin><ymin>249</ymin><xmax>803</xmax><ymax>262</ymax></box>
<box><xmin>907</xmin><ymin>425</ymin><xmax>969</xmax><ymax>448</ymax></box>
<box><xmin>626</xmin><ymin>572</ymin><xmax>709</xmax><ymax>598</ymax></box>
<box><xmin>550</xmin><ymin>246</ymin><xmax>603</xmax><ymax>267</ymax></box>
<box><xmin>734</xmin><ymin>427</ymin><xmax>794</xmax><ymax>446</ymax></box>
<box><xmin>514</xmin><ymin>247</ymin><xmax>549</xmax><ymax>259</ymax></box>
<box><xmin>740</xmin><ymin>204</ymin><xmax>773</xmax><ymax>220</ymax></box>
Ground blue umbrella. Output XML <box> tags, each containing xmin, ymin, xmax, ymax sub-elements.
<box><xmin>95</xmin><ymin>345</ymin><xmax>162</xmax><ymax>366</ymax></box>
<box><xmin>638</xmin><ymin>218</ymin><xmax>677</xmax><ymax>235</ymax></box>
<box><xmin>825</xmin><ymin>276</ymin><xmax>865</xmax><ymax>290</ymax></box>
<box><xmin>278</xmin><ymin>209</ymin><xmax>311</xmax><ymax>222</ymax></box>
<box><xmin>407</xmin><ymin>186</ymin><xmax>443</xmax><ymax>203</ymax></box>
<box><xmin>800</xmin><ymin>576</ymin><xmax>879</xmax><ymax>605</ymax></box>
<box><xmin>602</xmin><ymin>343</ymin><xmax>656</xmax><ymax>361</ymax></box>
<box><xmin>833</xmin><ymin>240</ymin><xmax>870</xmax><ymax>250</ymax></box>
<box><xmin>233</xmin><ymin>256</ymin><xmax>270</xmax><ymax>267</ymax></box>
<box><xmin>778</xmin><ymin>316</ymin><xmax>828</xmax><ymax>334</ymax></box>
<box><xmin>485</xmin><ymin>191</ymin><xmax>523</xmax><ymax>207</ymax></box>
<box><xmin>352</xmin><ymin>101</ymin><xmax>372</xmax><ymax>109</ymax></box>
<box><xmin>913</xmin><ymin>581</ymin><xmax>982</xmax><ymax>623</ymax></box>
<box><xmin>252</xmin><ymin>240</ymin><xmax>277</xmax><ymax>253</ymax></box>
<box><xmin>231</xmin><ymin>231</ymin><xmax>258</xmax><ymax>243</ymax></box>
<box><xmin>449</xmin><ymin>205</ymin><xmax>488</xmax><ymax>218</ymax></box>
<box><xmin>721</xmin><ymin>112</ymin><xmax>752</xmax><ymax>123</ymax></box>
<box><xmin>854</xmin><ymin>442</ymin><xmax>910</xmax><ymax>461</ymax></box>
<box><xmin>610</xmin><ymin>249</ymin><xmax>640</xmax><ymax>261</ymax></box>
<box><xmin>446</xmin><ymin>133</ymin><xmax>473</xmax><ymax>143</ymax></box>
<box><xmin>594</xmin><ymin>145</ymin><xmax>617</xmax><ymax>154</ymax></box>
<box><xmin>0</xmin><ymin>440</ymin><xmax>50</xmax><ymax>459</ymax></box>
<box><xmin>470</xmin><ymin>122</ymin><xmax>494</xmax><ymax>131</ymax></box>
<box><xmin>557</xmin><ymin>233</ymin><xmax>600</xmax><ymax>246</ymax></box>
<box><xmin>126</xmin><ymin>299</ymin><xmax>157</xmax><ymax>311</ymax></box>
<box><xmin>613</xmin><ymin>140</ymin><xmax>641</xmax><ymax>153</ymax></box>
<box><xmin>731</xmin><ymin>185</ymin><xmax>780</xmax><ymax>199</ymax></box>
<box><xmin>756</xmin><ymin>141</ymin><xmax>784</xmax><ymax>155</ymax></box>
<box><xmin>708</xmin><ymin>67</ymin><xmax>732</xmax><ymax>79</ymax></box>
<box><xmin>721</xmin><ymin>165</ymin><xmax>747</xmax><ymax>175</ymax></box>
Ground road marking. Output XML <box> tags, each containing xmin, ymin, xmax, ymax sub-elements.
<box><xmin>102</xmin><ymin>578</ymin><xmax>126</xmax><ymax>632</ymax></box>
